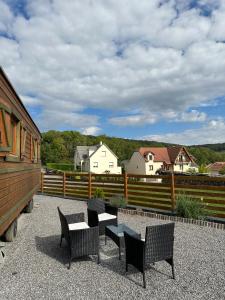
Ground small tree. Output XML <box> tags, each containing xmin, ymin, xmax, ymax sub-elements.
<box><xmin>198</xmin><ymin>164</ymin><xmax>208</xmax><ymax>173</ymax></box>
<box><xmin>93</xmin><ymin>188</ymin><xmax>105</xmax><ymax>199</ymax></box>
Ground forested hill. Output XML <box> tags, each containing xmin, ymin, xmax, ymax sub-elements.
<box><xmin>41</xmin><ymin>130</ymin><xmax>225</xmax><ymax>165</ymax></box>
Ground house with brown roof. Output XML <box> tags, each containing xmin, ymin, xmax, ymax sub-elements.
<box><xmin>125</xmin><ymin>146</ymin><xmax>197</xmax><ymax>175</ymax></box>
<box><xmin>207</xmin><ymin>162</ymin><xmax>225</xmax><ymax>176</ymax></box>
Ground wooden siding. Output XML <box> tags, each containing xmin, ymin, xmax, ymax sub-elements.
<box><xmin>0</xmin><ymin>67</ymin><xmax>41</xmax><ymax>237</ymax></box>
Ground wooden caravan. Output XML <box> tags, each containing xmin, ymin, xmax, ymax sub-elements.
<box><xmin>0</xmin><ymin>67</ymin><xmax>41</xmax><ymax>241</ymax></box>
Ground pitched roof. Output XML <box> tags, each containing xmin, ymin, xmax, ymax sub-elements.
<box><xmin>76</xmin><ymin>145</ymin><xmax>99</xmax><ymax>160</ymax></box>
<box><xmin>138</xmin><ymin>146</ymin><xmax>192</xmax><ymax>164</ymax></box>
<box><xmin>207</xmin><ymin>162</ymin><xmax>225</xmax><ymax>172</ymax></box>
<box><xmin>75</xmin><ymin>141</ymin><xmax>118</xmax><ymax>160</ymax></box>
<box><xmin>139</xmin><ymin>147</ymin><xmax>171</xmax><ymax>164</ymax></box>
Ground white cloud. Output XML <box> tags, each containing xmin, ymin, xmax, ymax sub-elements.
<box><xmin>109</xmin><ymin>113</ymin><xmax>158</xmax><ymax>126</ymax></box>
<box><xmin>174</xmin><ymin>110</ymin><xmax>207</xmax><ymax>122</ymax></box>
<box><xmin>141</xmin><ymin>118</ymin><xmax>225</xmax><ymax>145</ymax></box>
<box><xmin>20</xmin><ymin>95</ymin><xmax>42</xmax><ymax>106</ymax></box>
<box><xmin>110</xmin><ymin>110</ymin><xmax>207</xmax><ymax>126</ymax></box>
<box><xmin>37</xmin><ymin>110</ymin><xmax>99</xmax><ymax>132</ymax></box>
<box><xmin>0</xmin><ymin>0</ymin><xmax>225</xmax><ymax>132</ymax></box>
<box><xmin>82</xmin><ymin>126</ymin><xmax>101</xmax><ymax>136</ymax></box>
<box><xmin>0</xmin><ymin>0</ymin><xmax>13</xmax><ymax>32</ymax></box>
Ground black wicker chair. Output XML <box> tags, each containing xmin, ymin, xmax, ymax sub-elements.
<box><xmin>124</xmin><ymin>222</ymin><xmax>175</xmax><ymax>288</ymax></box>
<box><xmin>87</xmin><ymin>199</ymin><xmax>118</xmax><ymax>235</ymax></box>
<box><xmin>57</xmin><ymin>207</ymin><xmax>100</xmax><ymax>269</ymax></box>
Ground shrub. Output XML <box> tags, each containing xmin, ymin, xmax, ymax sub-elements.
<box><xmin>46</xmin><ymin>163</ymin><xmax>74</xmax><ymax>171</ymax></box>
<box><xmin>176</xmin><ymin>192</ymin><xmax>207</xmax><ymax>220</ymax></box>
<box><xmin>109</xmin><ymin>194</ymin><xmax>127</xmax><ymax>208</ymax></box>
<box><xmin>93</xmin><ymin>188</ymin><xmax>105</xmax><ymax>199</ymax></box>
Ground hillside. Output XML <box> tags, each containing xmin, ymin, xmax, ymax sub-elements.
<box><xmin>41</xmin><ymin>130</ymin><xmax>225</xmax><ymax>165</ymax></box>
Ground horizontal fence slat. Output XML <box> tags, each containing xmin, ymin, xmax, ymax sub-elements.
<box><xmin>128</xmin><ymin>199</ymin><xmax>171</xmax><ymax>211</ymax></box>
<box><xmin>127</xmin><ymin>196</ymin><xmax>171</xmax><ymax>206</ymax></box>
<box><xmin>128</xmin><ymin>182</ymin><xmax>170</xmax><ymax>189</ymax></box>
<box><xmin>175</xmin><ymin>184</ymin><xmax>225</xmax><ymax>192</ymax></box>
<box><xmin>128</xmin><ymin>186</ymin><xmax>171</xmax><ymax>194</ymax></box>
<box><xmin>128</xmin><ymin>191</ymin><xmax>171</xmax><ymax>199</ymax></box>
<box><xmin>175</xmin><ymin>189</ymin><xmax>225</xmax><ymax>199</ymax></box>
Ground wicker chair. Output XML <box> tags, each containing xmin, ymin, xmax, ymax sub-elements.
<box><xmin>124</xmin><ymin>222</ymin><xmax>175</xmax><ymax>288</ymax></box>
<box><xmin>87</xmin><ymin>199</ymin><xmax>118</xmax><ymax>235</ymax></box>
<box><xmin>57</xmin><ymin>207</ymin><xmax>100</xmax><ymax>269</ymax></box>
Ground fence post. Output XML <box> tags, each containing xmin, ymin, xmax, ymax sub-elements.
<box><xmin>88</xmin><ymin>173</ymin><xmax>92</xmax><ymax>199</ymax></box>
<box><xmin>41</xmin><ymin>172</ymin><xmax>44</xmax><ymax>194</ymax></box>
<box><xmin>171</xmin><ymin>173</ymin><xmax>175</xmax><ymax>212</ymax></box>
<box><xmin>124</xmin><ymin>173</ymin><xmax>128</xmax><ymax>199</ymax></box>
<box><xmin>63</xmin><ymin>172</ymin><xmax>66</xmax><ymax>198</ymax></box>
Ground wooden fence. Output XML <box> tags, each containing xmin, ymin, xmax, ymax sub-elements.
<box><xmin>40</xmin><ymin>172</ymin><xmax>225</xmax><ymax>219</ymax></box>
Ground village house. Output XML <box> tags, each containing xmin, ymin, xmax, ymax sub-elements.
<box><xmin>207</xmin><ymin>162</ymin><xmax>225</xmax><ymax>176</ymax></box>
<box><xmin>74</xmin><ymin>141</ymin><xmax>121</xmax><ymax>174</ymax></box>
<box><xmin>125</xmin><ymin>146</ymin><xmax>198</xmax><ymax>175</ymax></box>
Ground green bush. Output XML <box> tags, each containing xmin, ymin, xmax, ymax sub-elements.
<box><xmin>176</xmin><ymin>193</ymin><xmax>207</xmax><ymax>220</ymax></box>
<box><xmin>46</xmin><ymin>163</ymin><xmax>74</xmax><ymax>171</ymax></box>
<box><xmin>93</xmin><ymin>188</ymin><xmax>105</xmax><ymax>199</ymax></box>
<box><xmin>109</xmin><ymin>194</ymin><xmax>127</xmax><ymax>208</ymax></box>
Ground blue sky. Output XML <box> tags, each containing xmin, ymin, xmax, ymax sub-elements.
<box><xmin>1</xmin><ymin>0</ymin><xmax>225</xmax><ymax>145</ymax></box>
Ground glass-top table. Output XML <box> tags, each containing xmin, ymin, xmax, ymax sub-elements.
<box><xmin>105</xmin><ymin>223</ymin><xmax>141</xmax><ymax>260</ymax></box>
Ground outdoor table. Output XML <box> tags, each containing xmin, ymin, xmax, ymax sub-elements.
<box><xmin>105</xmin><ymin>223</ymin><xmax>141</xmax><ymax>260</ymax></box>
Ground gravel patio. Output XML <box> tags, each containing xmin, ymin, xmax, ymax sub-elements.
<box><xmin>0</xmin><ymin>195</ymin><xmax>225</xmax><ymax>300</ymax></box>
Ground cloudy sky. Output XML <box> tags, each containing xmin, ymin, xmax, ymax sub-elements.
<box><xmin>1</xmin><ymin>0</ymin><xmax>225</xmax><ymax>145</ymax></box>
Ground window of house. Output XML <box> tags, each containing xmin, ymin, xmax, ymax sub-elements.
<box><xmin>149</xmin><ymin>165</ymin><xmax>153</xmax><ymax>171</ymax></box>
<box><xmin>109</xmin><ymin>162</ymin><xmax>114</xmax><ymax>168</ymax></box>
<box><xmin>0</xmin><ymin>105</ymin><xmax>11</xmax><ymax>153</ymax></box>
<box><xmin>180</xmin><ymin>165</ymin><xmax>183</xmax><ymax>170</ymax></box>
<box><xmin>93</xmin><ymin>162</ymin><xmax>98</xmax><ymax>168</ymax></box>
<box><xmin>102</xmin><ymin>151</ymin><xmax>106</xmax><ymax>157</ymax></box>
<box><xmin>31</xmin><ymin>136</ymin><xmax>38</xmax><ymax>163</ymax></box>
<box><xmin>20</xmin><ymin>126</ymin><xmax>27</xmax><ymax>160</ymax></box>
<box><xmin>149</xmin><ymin>155</ymin><xmax>153</xmax><ymax>160</ymax></box>
<box><xmin>10</xmin><ymin>113</ymin><xmax>21</xmax><ymax>157</ymax></box>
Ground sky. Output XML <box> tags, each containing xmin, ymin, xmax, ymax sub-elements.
<box><xmin>1</xmin><ymin>0</ymin><xmax>225</xmax><ymax>145</ymax></box>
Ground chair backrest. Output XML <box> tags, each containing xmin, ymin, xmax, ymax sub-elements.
<box><xmin>87</xmin><ymin>199</ymin><xmax>105</xmax><ymax>214</ymax></box>
<box><xmin>144</xmin><ymin>222</ymin><xmax>175</xmax><ymax>264</ymax></box>
<box><xmin>57</xmin><ymin>207</ymin><xmax>70</xmax><ymax>243</ymax></box>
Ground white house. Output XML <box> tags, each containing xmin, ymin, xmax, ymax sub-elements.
<box><xmin>74</xmin><ymin>141</ymin><xmax>121</xmax><ymax>174</ymax></box>
<box><xmin>126</xmin><ymin>146</ymin><xmax>198</xmax><ymax>175</ymax></box>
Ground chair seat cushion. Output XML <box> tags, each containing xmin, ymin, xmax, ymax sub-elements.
<box><xmin>69</xmin><ymin>222</ymin><xmax>89</xmax><ymax>231</ymax></box>
<box><xmin>98</xmin><ymin>212</ymin><xmax>117</xmax><ymax>222</ymax></box>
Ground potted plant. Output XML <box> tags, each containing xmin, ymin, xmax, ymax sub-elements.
<box><xmin>109</xmin><ymin>194</ymin><xmax>127</xmax><ymax>208</ymax></box>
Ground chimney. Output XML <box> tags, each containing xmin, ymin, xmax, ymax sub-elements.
<box><xmin>99</xmin><ymin>141</ymin><xmax>103</xmax><ymax>145</ymax></box>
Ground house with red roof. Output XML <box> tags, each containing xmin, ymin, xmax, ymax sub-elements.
<box><xmin>125</xmin><ymin>146</ymin><xmax>197</xmax><ymax>175</ymax></box>
<box><xmin>207</xmin><ymin>162</ymin><xmax>225</xmax><ymax>176</ymax></box>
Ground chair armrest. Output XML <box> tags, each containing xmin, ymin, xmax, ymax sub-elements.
<box><xmin>65</xmin><ymin>212</ymin><xmax>85</xmax><ymax>224</ymax></box>
<box><xmin>124</xmin><ymin>232</ymin><xmax>145</xmax><ymax>272</ymax></box>
<box><xmin>105</xmin><ymin>203</ymin><xmax>118</xmax><ymax>216</ymax></box>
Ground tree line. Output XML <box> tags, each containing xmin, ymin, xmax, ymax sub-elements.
<box><xmin>41</xmin><ymin>130</ymin><xmax>225</xmax><ymax>166</ymax></box>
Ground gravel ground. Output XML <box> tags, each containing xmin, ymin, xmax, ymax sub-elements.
<box><xmin>0</xmin><ymin>195</ymin><xmax>225</xmax><ymax>300</ymax></box>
